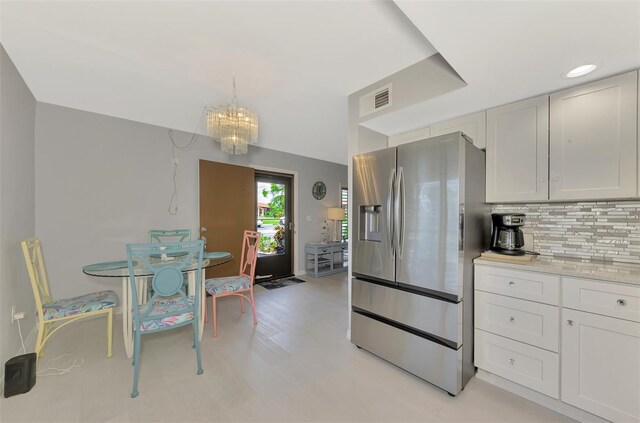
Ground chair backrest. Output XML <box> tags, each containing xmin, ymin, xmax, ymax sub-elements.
<box><xmin>238</xmin><ymin>230</ymin><xmax>261</xmax><ymax>283</ymax></box>
<box><xmin>148</xmin><ymin>229</ymin><xmax>191</xmax><ymax>244</ymax></box>
<box><xmin>21</xmin><ymin>238</ymin><xmax>51</xmax><ymax>319</ymax></box>
<box><xmin>126</xmin><ymin>240</ymin><xmax>204</xmax><ymax>326</ymax></box>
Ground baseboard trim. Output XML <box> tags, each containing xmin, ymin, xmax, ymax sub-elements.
<box><xmin>476</xmin><ymin>369</ymin><xmax>608</xmax><ymax>423</ymax></box>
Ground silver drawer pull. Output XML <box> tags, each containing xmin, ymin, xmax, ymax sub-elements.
<box><xmin>508</xmin><ymin>281</ymin><xmax>515</xmax><ymax>286</ymax></box>
<box><xmin>509</xmin><ymin>316</ymin><xmax>515</xmax><ymax>322</ymax></box>
<box><xmin>567</xmin><ymin>320</ymin><xmax>574</xmax><ymax>326</ymax></box>
<box><xmin>509</xmin><ymin>359</ymin><xmax>515</xmax><ymax>365</ymax></box>
<box><xmin>617</xmin><ymin>299</ymin><xmax>627</xmax><ymax>306</ymax></box>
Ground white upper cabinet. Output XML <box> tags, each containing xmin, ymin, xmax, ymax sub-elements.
<box><xmin>486</xmin><ymin>96</ymin><xmax>549</xmax><ymax>203</ymax></box>
<box><xmin>388</xmin><ymin>127</ymin><xmax>431</xmax><ymax>147</ymax></box>
<box><xmin>549</xmin><ymin>71</ymin><xmax>638</xmax><ymax>200</ymax></box>
<box><xmin>430</xmin><ymin>111</ymin><xmax>486</xmax><ymax>149</ymax></box>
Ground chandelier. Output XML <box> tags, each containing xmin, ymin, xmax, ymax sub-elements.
<box><xmin>206</xmin><ymin>77</ymin><xmax>259</xmax><ymax>155</ymax></box>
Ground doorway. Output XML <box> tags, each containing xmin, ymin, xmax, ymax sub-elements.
<box><xmin>199</xmin><ymin>160</ymin><xmax>255</xmax><ymax>278</ymax></box>
<box><xmin>255</xmin><ymin>171</ymin><xmax>294</xmax><ymax>281</ymax></box>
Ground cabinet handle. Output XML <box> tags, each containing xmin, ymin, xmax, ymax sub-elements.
<box><xmin>617</xmin><ymin>299</ymin><xmax>627</xmax><ymax>306</ymax></box>
<box><xmin>552</xmin><ymin>177</ymin><xmax>560</xmax><ymax>182</ymax></box>
<box><xmin>509</xmin><ymin>316</ymin><xmax>515</xmax><ymax>322</ymax></box>
<box><xmin>509</xmin><ymin>359</ymin><xmax>515</xmax><ymax>365</ymax></box>
<box><xmin>567</xmin><ymin>320</ymin><xmax>574</xmax><ymax>326</ymax></box>
<box><xmin>538</xmin><ymin>177</ymin><xmax>546</xmax><ymax>183</ymax></box>
<box><xmin>508</xmin><ymin>281</ymin><xmax>515</xmax><ymax>286</ymax></box>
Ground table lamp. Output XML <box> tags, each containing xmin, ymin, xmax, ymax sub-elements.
<box><xmin>327</xmin><ymin>207</ymin><xmax>345</xmax><ymax>242</ymax></box>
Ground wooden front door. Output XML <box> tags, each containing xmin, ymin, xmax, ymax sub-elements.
<box><xmin>199</xmin><ymin>159</ymin><xmax>255</xmax><ymax>278</ymax></box>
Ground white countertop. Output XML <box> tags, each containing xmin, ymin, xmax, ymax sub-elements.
<box><xmin>474</xmin><ymin>255</ymin><xmax>640</xmax><ymax>286</ymax></box>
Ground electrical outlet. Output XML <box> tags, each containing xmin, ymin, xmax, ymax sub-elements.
<box><xmin>11</xmin><ymin>306</ymin><xmax>25</xmax><ymax>323</ymax></box>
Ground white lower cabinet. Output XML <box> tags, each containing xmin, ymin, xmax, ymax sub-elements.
<box><xmin>475</xmin><ymin>266</ymin><xmax>560</xmax><ymax>398</ymax></box>
<box><xmin>561</xmin><ymin>309</ymin><xmax>640</xmax><ymax>423</ymax></box>
<box><xmin>475</xmin><ymin>263</ymin><xmax>640</xmax><ymax>422</ymax></box>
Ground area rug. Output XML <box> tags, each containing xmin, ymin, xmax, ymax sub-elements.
<box><xmin>256</xmin><ymin>276</ymin><xmax>306</xmax><ymax>290</ymax></box>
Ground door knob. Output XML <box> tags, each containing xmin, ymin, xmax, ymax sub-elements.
<box><xmin>201</xmin><ymin>226</ymin><xmax>207</xmax><ymax>233</ymax></box>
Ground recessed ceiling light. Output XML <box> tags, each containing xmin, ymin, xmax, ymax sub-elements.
<box><xmin>566</xmin><ymin>64</ymin><xmax>597</xmax><ymax>78</ymax></box>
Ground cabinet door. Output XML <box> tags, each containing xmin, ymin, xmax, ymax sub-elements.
<box><xmin>550</xmin><ymin>71</ymin><xmax>638</xmax><ymax>200</ymax></box>
<box><xmin>562</xmin><ymin>309</ymin><xmax>640</xmax><ymax>422</ymax></box>
<box><xmin>431</xmin><ymin>111</ymin><xmax>486</xmax><ymax>149</ymax></box>
<box><xmin>388</xmin><ymin>127</ymin><xmax>430</xmax><ymax>147</ymax></box>
<box><xmin>486</xmin><ymin>96</ymin><xmax>549</xmax><ymax>202</ymax></box>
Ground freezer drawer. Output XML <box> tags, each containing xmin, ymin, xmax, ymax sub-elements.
<box><xmin>351</xmin><ymin>312</ymin><xmax>463</xmax><ymax>395</ymax></box>
<box><xmin>352</xmin><ymin>278</ymin><xmax>462</xmax><ymax>346</ymax></box>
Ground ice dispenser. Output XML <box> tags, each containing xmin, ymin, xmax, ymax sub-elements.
<box><xmin>359</xmin><ymin>205</ymin><xmax>382</xmax><ymax>242</ymax></box>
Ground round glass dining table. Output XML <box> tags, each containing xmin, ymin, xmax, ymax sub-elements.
<box><xmin>83</xmin><ymin>252</ymin><xmax>232</xmax><ymax>358</ymax></box>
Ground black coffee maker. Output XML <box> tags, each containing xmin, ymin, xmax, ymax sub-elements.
<box><xmin>490</xmin><ymin>213</ymin><xmax>526</xmax><ymax>256</ymax></box>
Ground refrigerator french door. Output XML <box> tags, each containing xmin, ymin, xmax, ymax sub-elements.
<box><xmin>351</xmin><ymin>132</ymin><xmax>489</xmax><ymax>396</ymax></box>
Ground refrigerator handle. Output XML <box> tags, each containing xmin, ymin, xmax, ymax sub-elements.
<box><xmin>459</xmin><ymin>206</ymin><xmax>465</xmax><ymax>251</ymax></box>
<box><xmin>395</xmin><ymin>167</ymin><xmax>405</xmax><ymax>259</ymax></box>
<box><xmin>387</xmin><ymin>168</ymin><xmax>396</xmax><ymax>252</ymax></box>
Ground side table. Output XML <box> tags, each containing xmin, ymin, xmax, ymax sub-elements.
<box><xmin>305</xmin><ymin>241</ymin><xmax>348</xmax><ymax>277</ymax></box>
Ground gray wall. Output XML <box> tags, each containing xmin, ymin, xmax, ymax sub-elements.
<box><xmin>35</xmin><ymin>103</ymin><xmax>347</xmax><ymax>301</ymax></box>
<box><xmin>0</xmin><ymin>45</ymin><xmax>36</xmax><ymax>370</ymax></box>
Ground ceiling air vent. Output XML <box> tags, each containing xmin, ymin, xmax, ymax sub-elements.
<box><xmin>359</xmin><ymin>84</ymin><xmax>392</xmax><ymax>118</ymax></box>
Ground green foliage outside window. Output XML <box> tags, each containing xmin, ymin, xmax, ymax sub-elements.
<box><xmin>262</xmin><ymin>183</ymin><xmax>285</xmax><ymax>218</ymax></box>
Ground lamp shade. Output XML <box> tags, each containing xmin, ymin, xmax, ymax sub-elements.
<box><xmin>327</xmin><ymin>207</ymin><xmax>345</xmax><ymax>220</ymax></box>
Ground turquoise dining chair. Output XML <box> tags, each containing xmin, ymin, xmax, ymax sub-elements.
<box><xmin>147</xmin><ymin>229</ymin><xmax>192</xmax><ymax>296</ymax></box>
<box><xmin>126</xmin><ymin>240</ymin><xmax>204</xmax><ymax>398</ymax></box>
<box><xmin>148</xmin><ymin>229</ymin><xmax>191</xmax><ymax>243</ymax></box>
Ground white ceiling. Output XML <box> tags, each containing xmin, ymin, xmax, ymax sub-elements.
<box><xmin>363</xmin><ymin>0</ymin><xmax>640</xmax><ymax>135</ymax></box>
<box><xmin>3</xmin><ymin>1</ymin><xmax>639</xmax><ymax>164</ymax></box>
<box><xmin>0</xmin><ymin>1</ymin><xmax>436</xmax><ymax>165</ymax></box>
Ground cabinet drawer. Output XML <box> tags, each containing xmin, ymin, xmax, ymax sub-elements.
<box><xmin>305</xmin><ymin>245</ymin><xmax>330</xmax><ymax>254</ymax></box>
<box><xmin>563</xmin><ymin>277</ymin><xmax>640</xmax><ymax>322</ymax></box>
<box><xmin>331</xmin><ymin>244</ymin><xmax>348</xmax><ymax>253</ymax></box>
<box><xmin>475</xmin><ymin>265</ymin><xmax>560</xmax><ymax>305</ymax></box>
<box><xmin>475</xmin><ymin>329</ymin><xmax>559</xmax><ymax>398</ymax></box>
<box><xmin>475</xmin><ymin>291</ymin><xmax>559</xmax><ymax>352</ymax></box>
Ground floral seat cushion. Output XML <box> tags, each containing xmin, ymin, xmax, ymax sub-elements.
<box><xmin>139</xmin><ymin>295</ymin><xmax>195</xmax><ymax>332</ymax></box>
<box><xmin>205</xmin><ymin>275</ymin><xmax>251</xmax><ymax>295</ymax></box>
<box><xmin>42</xmin><ymin>290</ymin><xmax>117</xmax><ymax>321</ymax></box>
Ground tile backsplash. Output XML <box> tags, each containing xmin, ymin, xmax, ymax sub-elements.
<box><xmin>492</xmin><ymin>201</ymin><xmax>640</xmax><ymax>264</ymax></box>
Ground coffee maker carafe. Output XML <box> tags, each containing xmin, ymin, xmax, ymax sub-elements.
<box><xmin>490</xmin><ymin>213</ymin><xmax>526</xmax><ymax>256</ymax></box>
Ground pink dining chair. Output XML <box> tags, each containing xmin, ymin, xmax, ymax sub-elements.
<box><xmin>204</xmin><ymin>230</ymin><xmax>260</xmax><ymax>337</ymax></box>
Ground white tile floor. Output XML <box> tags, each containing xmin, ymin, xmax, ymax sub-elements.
<box><xmin>1</xmin><ymin>273</ymin><xmax>574</xmax><ymax>422</ymax></box>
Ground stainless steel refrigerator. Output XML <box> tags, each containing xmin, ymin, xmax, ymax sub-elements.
<box><xmin>351</xmin><ymin>132</ymin><xmax>489</xmax><ymax>396</ymax></box>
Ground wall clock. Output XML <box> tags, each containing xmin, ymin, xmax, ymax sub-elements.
<box><xmin>312</xmin><ymin>181</ymin><xmax>326</xmax><ymax>200</ymax></box>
